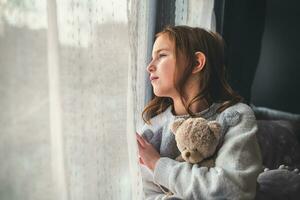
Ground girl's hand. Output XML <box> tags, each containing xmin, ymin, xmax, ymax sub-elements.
<box><xmin>136</xmin><ymin>132</ymin><xmax>160</xmax><ymax>171</ymax></box>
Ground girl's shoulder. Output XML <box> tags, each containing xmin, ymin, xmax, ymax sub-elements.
<box><xmin>222</xmin><ymin>102</ymin><xmax>254</xmax><ymax>115</ymax></box>
<box><xmin>221</xmin><ymin>102</ymin><xmax>255</xmax><ymax>118</ymax></box>
<box><xmin>216</xmin><ymin>102</ymin><xmax>256</xmax><ymax>128</ymax></box>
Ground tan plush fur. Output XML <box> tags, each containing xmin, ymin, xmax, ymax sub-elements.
<box><xmin>171</xmin><ymin>117</ymin><xmax>222</xmax><ymax>167</ymax></box>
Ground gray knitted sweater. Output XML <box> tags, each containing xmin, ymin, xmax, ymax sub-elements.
<box><xmin>139</xmin><ymin>102</ymin><xmax>262</xmax><ymax>200</ymax></box>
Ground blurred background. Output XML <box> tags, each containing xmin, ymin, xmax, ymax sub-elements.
<box><xmin>0</xmin><ymin>0</ymin><xmax>299</xmax><ymax>200</ymax></box>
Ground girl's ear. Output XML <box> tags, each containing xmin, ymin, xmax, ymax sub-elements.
<box><xmin>192</xmin><ymin>51</ymin><xmax>206</xmax><ymax>74</ymax></box>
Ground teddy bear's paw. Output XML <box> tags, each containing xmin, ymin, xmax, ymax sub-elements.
<box><xmin>224</xmin><ymin>110</ymin><xmax>241</xmax><ymax>127</ymax></box>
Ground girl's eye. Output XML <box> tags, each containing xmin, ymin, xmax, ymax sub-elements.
<box><xmin>158</xmin><ymin>54</ymin><xmax>166</xmax><ymax>58</ymax></box>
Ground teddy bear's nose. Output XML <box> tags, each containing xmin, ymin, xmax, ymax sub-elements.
<box><xmin>185</xmin><ymin>152</ymin><xmax>191</xmax><ymax>158</ymax></box>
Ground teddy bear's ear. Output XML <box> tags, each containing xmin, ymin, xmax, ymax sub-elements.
<box><xmin>207</xmin><ymin>121</ymin><xmax>221</xmax><ymax>139</ymax></box>
<box><xmin>171</xmin><ymin>118</ymin><xmax>185</xmax><ymax>134</ymax></box>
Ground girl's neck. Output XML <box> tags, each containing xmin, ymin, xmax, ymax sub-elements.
<box><xmin>171</xmin><ymin>74</ymin><xmax>209</xmax><ymax>116</ymax></box>
<box><xmin>172</xmin><ymin>97</ymin><xmax>209</xmax><ymax>116</ymax></box>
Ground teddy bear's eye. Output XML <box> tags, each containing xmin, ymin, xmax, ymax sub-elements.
<box><xmin>193</xmin><ymin>149</ymin><xmax>198</xmax><ymax>152</ymax></box>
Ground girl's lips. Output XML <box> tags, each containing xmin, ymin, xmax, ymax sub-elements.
<box><xmin>150</xmin><ymin>76</ymin><xmax>159</xmax><ymax>81</ymax></box>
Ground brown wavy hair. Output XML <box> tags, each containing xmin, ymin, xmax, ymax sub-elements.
<box><xmin>142</xmin><ymin>25</ymin><xmax>243</xmax><ymax>124</ymax></box>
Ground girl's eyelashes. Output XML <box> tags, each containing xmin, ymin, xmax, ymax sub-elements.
<box><xmin>158</xmin><ymin>54</ymin><xmax>167</xmax><ymax>58</ymax></box>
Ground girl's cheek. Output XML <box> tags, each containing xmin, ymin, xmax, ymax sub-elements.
<box><xmin>158</xmin><ymin>59</ymin><xmax>166</xmax><ymax>65</ymax></box>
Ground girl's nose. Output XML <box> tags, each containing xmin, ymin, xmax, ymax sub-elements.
<box><xmin>146</xmin><ymin>61</ymin><xmax>156</xmax><ymax>73</ymax></box>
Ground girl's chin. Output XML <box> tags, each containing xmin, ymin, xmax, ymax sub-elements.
<box><xmin>153</xmin><ymin>90</ymin><xmax>173</xmax><ymax>98</ymax></box>
<box><xmin>153</xmin><ymin>92</ymin><xmax>163</xmax><ymax>97</ymax></box>
<box><xmin>153</xmin><ymin>87</ymin><xmax>175</xmax><ymax>98</ymax></box>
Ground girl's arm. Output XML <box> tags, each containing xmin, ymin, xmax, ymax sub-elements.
<box><xmin>141</xmin><ymin>165</ymin><xmax>182</xmax><ymax>200</ymax></box>
<box><xmin>138</xmin><ymin>125</ymin><xmax>184</xmax><ymax>200</ymax></box>
<box><xmin>137</xmin><ymin>124</ymin><xmax>166</xmax><ymax>199</ymax></box>
<box><xmin>141</xmin><ymin>168</ymin><xmax>165</xmax><ymax>200</ymax></box>
<box><xmin>152</xmin><ymin>103</ymin><xmax>263</xmax><ymax>200</ymax></box>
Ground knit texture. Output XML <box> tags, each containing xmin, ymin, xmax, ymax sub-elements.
<box><xmin>139</xmin><ymin>102</ymin><xmax>263</xmax><ymax>200</ymax></box>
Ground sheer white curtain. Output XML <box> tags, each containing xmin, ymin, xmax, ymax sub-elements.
<box><xmin>0</xmin><ymin>0</ymin><xmax>148</xmax><ymax>199</ymax></box>
<box><xmin>0</xmin><ymin>0</ymin><xmax>214</xmax><ymax>199</ymax></box>
<box><xmin>0</xmin><ymin>1</ymin><xmax>54</xmax><ymax>200</ymax></box>
<box><xmin>175</xmin><ymin>0</ymin><xmax>215</xmax><ymax>30</ymax></box>
<box><xmin>53</xmin><ymin>0</ymin><xmax>131</xmax><ymax>199</ymax></box>
<box><xmin>127</xmin><ymin>0</ymin><xmax>157</xmax><ymax>199</ymax></box>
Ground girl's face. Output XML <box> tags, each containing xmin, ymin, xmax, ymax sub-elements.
<box><xmin>147</xmin><ymin>33</ymin><xmax>179</xmax><ymax>98</ymax></box>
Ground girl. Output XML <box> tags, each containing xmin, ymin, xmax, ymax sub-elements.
<box><xmin>136</xmin><ymin>25</ymin><xmax>262</xmax><ymax>200</ymax></box>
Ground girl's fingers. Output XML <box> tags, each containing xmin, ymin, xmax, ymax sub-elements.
<box><xmin>137</xmin><ymin>138</ymin><xmax>144</xmax><ymax>151</ymax></box>
<box><xmin>136</xmin><ymin>132</ymin><xmax>146</xmax><ymax>147</ymax></box>
<box><xmin>136</xmin><ymin>132</ymin><xmax>150</xmax><ymax>145</ymax></box>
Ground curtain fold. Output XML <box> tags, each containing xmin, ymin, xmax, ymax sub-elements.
<box><xmin>47</xmin><ymin>0</ymin><xmax>68</xmax><ymax>199</ymax></box>
<box><xmin>175</xmin><ymin>0</ymin><xmax>215</xmax><ymax>30</ymax></box>
<box><xmin>127</xmin><ymin>0</ymin><xmax>157</xmax><ymax>199</ymax></box>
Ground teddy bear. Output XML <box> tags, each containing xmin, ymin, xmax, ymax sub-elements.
<box><xmin>170</xmin><ymin>117</ymin><xmax>222</xmax><ymax>167</ymax></box>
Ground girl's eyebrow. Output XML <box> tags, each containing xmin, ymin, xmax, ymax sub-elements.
<box><xmin>154</xmin><ymin>48</ymin><xmax>170</xmax><ymax>53</ymax></box>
